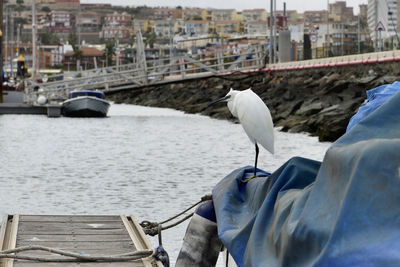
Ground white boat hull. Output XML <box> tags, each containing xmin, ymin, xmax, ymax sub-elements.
<box><xmin>62</xmin><ymin>96</ymin><xmax>110</xmax><ymax>117</ymax></box>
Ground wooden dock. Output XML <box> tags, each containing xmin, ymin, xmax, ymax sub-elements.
<box><xmin>0</xmin><ymin>104</ymin><xmax>47</xmax><ymax>115</ymax></box>
<box><xmin>0</xmin><ymin>104</ymin><xmax>63</xmax><ymax>117</ymax></box>
<box><xmin>0</xmin><ymin>215</ymin><xmax>162</xmax><ymax>267</ymax></box>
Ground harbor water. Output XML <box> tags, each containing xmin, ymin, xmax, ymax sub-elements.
<box><xmin>0</xmin><ymin>104</ymin><xmax>331</xmax><ymax>265</ymax></box>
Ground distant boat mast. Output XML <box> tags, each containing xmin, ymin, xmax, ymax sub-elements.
<box><xmin>32</xmin><ymin>0</ymin><xmax>38</xmax><ymax>78</ymax></box>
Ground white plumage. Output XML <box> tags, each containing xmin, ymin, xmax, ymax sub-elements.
<box><xmin>226</xmin><ymin>88</ymin><xmax>274</xmax><ymax>154</ymax></box>
<box><xmin>209</xmin><ymin>88</ymin><xmax>274</xmax><ymax>178</ymax></box>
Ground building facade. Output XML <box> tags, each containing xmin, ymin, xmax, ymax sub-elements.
<box><xmin>184</xmin><ymin>20</ymin><xmax>209</xmax><ymax>36</ymax></box>
<box><xmin>154</xmin><ymin>20</ymin><xmax>174</xmax><ymax>37</ymax></box>
<box><xmin>99</xmin><ymin>25</ymin><xmax>131</xmax><ymax>40</ymax></box>
<box><xmin>368</xmin><ymin>0</ymin><xmax>398</xmax><ymax>48</ymax></box>
<box><xmin>49</xmin><ymin>10</ymin><xmax>75</xmax><ymax>33</ymax></box>
<box><xmin>182</xmin><ymin>9</ymin><xmax>208</xmax><ymax>21</ymax></box>
<box><xmin>211</xmin><ymin>9</ymin><xmax>238</xmax><ymax>21</ymax></box>
<box><xmin>77</xmin><ymin>11</ymin><xmax>101</xmax><ymax>31</ymax></box>
<box><xmin>242</xmin><ymin>9</ymin><xmax>268</xmax><ymax>22</ymax></box>
<box><xmin>153</xmin><ymin>8</ymin><xmax>182</xmax><ymax>20</ymax></box>
<box><xmin>64</xmin><ymin>47</ymin><xmax>104</xmax><ymax>70</ymax></box>
<box><xmin>104</xmin><ymin>12</ymin><xmax>132</xmax><ymax>26</ymax></box>
<box><xmin>133</xmin><ymin>20</ymin><xmax>152</xmax><ymax>33</ymax></box>
<box><xmin>246</xmin><ymin>21</ymin><xmax>269</xmax><ymax>36</ymax></box>
<box><xmin>215</xmin><ymin>20</ymin><xmax>241</xmax><ymax>36</ymax></box>
<box><xmin>304</xmin><ymin>10</ymin><xmax>328</xmax><ymax>27</ymax></box>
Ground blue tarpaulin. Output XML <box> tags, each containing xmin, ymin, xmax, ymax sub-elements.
<box><xmin>212</xmin><ymin>89</ymin><xmax>400</xmax><ymax>267</ymax></box>
<box><xmin>346</xmin><ymin>81</ymin><xmax>400</xmax><ymax>131</ymax></box>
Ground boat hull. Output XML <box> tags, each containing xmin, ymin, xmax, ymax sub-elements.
<box><xmin>62</xmin><ymin>96</ymin><xmax>110</xmax><ymax>117</ymax></box>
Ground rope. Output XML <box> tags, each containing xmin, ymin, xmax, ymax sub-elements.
<box><xmin>0</xmin><ymin>245</ymin><xmax>153</xmax><ymax>262</ymax></box>
<box><xmin>154</xmin><ymin>225</ymin><xmax>170</xmax><ymax>267</ymax></box>
<box><xmin>140</xmin><ymin>194</ymin><xmax>212</xmax><ymax>236</ymax></box>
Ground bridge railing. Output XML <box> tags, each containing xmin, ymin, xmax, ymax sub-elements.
<box><xmin>26</xmin><ymin>44</ymin><xmax>267</xmax><ymax>100</ymax></box>
<box><xmin>267</xmin><ymin>50</ymin><xmax>400</xmax><ymax>70</ymax></box>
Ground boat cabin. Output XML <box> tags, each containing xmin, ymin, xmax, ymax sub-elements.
<box><xmin>69</xmin><ymin>91</ymin><xmax>105</xmax><ymax>99</ymax></box>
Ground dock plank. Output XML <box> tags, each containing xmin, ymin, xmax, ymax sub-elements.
<box><xmin>12</xmin><ymin>262</ymin><xmax>146</xmax><ymax>267</ymax></box>
<box><xmin>17</xmin><ymin>248</ymin><xmax>138</xmax><ymax>256</ymax></box>
<box><xmin>18</xmin><ymin>215</ymin><xmax>122</xmax><ymax>223</ymax></box>
<box><xmin>18</xmin><ymin>241</ymin><xmax>136</xmax><ymax>252</ymax></box>
<box><xmin>8</xmin><ymin>215</ymin><xmax>157</xmax><ymax>267</ymax></box>
<box><xmin>17</xmin><ymin>234</ymin><xmax>131</xmax><ymax>242</ymax></box>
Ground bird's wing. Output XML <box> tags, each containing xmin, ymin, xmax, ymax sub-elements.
<box><xmin>236</xmin><ymin>91</ymin><xmax>274</xmax><ymax>154</ymax></box>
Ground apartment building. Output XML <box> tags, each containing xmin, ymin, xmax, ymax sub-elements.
<box><xmin>99</xmin><ymin>25</ymin><xmax>131</xmax><ymax>40</ymax></box>
<box><xmin>77</xmin><ymin>11</ymin><xmax>101</xmax><ymax>31</ymax></box>
<box><xmin>368</xmin><ymin>0</ymin><xmax>398</xmax><ymax>43</ymax></box>
<box><xmin>246</xmin><ymin>21</ymin><xmax>269</xmax><ymax>36</ymax></box>
<box><xmin>49</xmin><ymin>10</ymin><xmax>75</xmax><ymax>33</ymax></box>
<box><xmin>6</xmin><ymin>0</ymin><xmax>56</xmax><ymax>5</ymax></box>
<box><xmin>184</xmin><ymin>20</ymin><xmax>209</xmax><ymax>36</ymax></box>
<box><xmin>275</xmin><ymin>10</ymin><xmax>303</xmax><ymax>24</ymax></box>
<box><xmin>133</xmin><ymin>20</ymin><xmax>153</xmax><ymax>33</ymax></box>
<box><xmin>153</xmin><ymin>8</ymin><xmax>182</xmax><ymax>20</ymax></box>
<box><xmin>49</xmin><ymin>0</ymin><xmax>80</xmax><ymax>8</ymax></box>
<box><xmin>304</xmin><ymin>10</ymin><xmax>328</xmax><ymax>27</ymax></box>
<box><xmin>182</xmin><ymin>9</ymin><xmax>208</xmax><ymax>21</ymax></box>
<box><xmin>359</xmin><ymin>4</ymin><xmax>368</xmax><ymax>19</ymax></box>
<box><xmin>215</xmin><ymin>20</ymin><xmax>241</xmax><ymax>36</ymax></box>
<box><xmin>154</xmin><ymin>20</ymin><xmax>174</xmax><ymax>37</ymax></box>
<box><xmin>211</xmin><ymin>9</ymin><xmax>238</xmax><ymax>21</ymax></box>
<box><xmin>398</xmin><ymin>0</ymin><xmax>400</xmax><ymax>36</ymax></box>
<box><xmin>329</xmin><ymin>22</ymin><xmax>359</xmax><ymax>55</ymax></box>
<box><xmin>242</xmin><ymin>9</ymin><xmax>268</xmax><ymax>22</ymax></box>
<box><xmin>329</xmin><ymin>1</ymin><xmax>355</xmax><ymax>23</ymax></box>
<box><xmin>104</xmin><ymin>12</ymin><xmax>132</xmax><ymax>26</ymax></box>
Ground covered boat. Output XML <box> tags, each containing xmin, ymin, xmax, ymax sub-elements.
<box><xmin>211</xmin><ymin>84</ymin><xmax>400</xmax><ymax>267</ymax></box>
<box><xmin>62</xmin><ymin>91</ymin><xmax>110</xmax><ymax>117</ymax></box>
<box><xmin>176</xmin><ymin>83</ymin><xmax>400</xmax><ymax>267</ymax></box>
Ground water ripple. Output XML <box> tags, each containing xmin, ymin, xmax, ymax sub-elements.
<box><xmin>0</xmin><ymin>104</ymin><xmax>331</xmax><ymax>265</ymax></box>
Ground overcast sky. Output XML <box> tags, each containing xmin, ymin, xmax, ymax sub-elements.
<box><xmin>81</xmin><ymin>0</ymin><xmax>368</xmax><ymax>14</ymax></box>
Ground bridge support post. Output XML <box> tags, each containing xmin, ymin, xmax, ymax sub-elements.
<box><xmin>179</xmin><ymin>57</ymin><xmax>186</xmax><ymax>79</ymax></box>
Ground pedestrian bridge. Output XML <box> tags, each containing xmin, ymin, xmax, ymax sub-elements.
<box><xmin>25</xmin><ymin>44</ymin><xmax>267</xmax><ymax>102</ymax></box>
<box><xmin>24</xmin><ymin>47</ymin><xmax>400</xmax><ymax>102</ymax></box>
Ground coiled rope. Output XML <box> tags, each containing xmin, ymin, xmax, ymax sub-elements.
<box><xmin>0</xmin><ymin>245</ymin><xmax>154</xmax><ymax>262</ymax></box>
<box><xmin>140</xmin><ymin>194</ymin><xmax>212</xmax><ymax>236</ymax></box>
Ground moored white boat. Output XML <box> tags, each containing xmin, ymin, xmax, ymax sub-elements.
<box><xmin>62</xmin><ymin>91</ymin><xmax>110</xmax><ymax>117</ymax></box>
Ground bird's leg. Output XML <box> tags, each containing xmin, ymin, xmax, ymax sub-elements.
<box><xmin>254</xmin><ymin>143</ymin><xmax>259</xmax><ymax>177</ymax></box>
<box><xmin>242</xmin><ymin>143</ymin><xmax>259</xmax><ymax>182</ymax></box>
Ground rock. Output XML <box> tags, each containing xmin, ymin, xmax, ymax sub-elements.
<box><xmin>295</xmin><ymin>101</ymin><xmax>323</xmax><ymax>116</ymax></box>
<box><xmin>371</xmin><ymin>76</ymin><xmax>399</xmax><ymax>87</ymax></box>
<box><xmin>355</xmin><ymin>75</ymin><xmax>377</xmax><ymax>85</ymax></box>
<box><xmin>107</xmin><ymin>62</ymin><xmax>397</xmax><ymax>142</ymax></box>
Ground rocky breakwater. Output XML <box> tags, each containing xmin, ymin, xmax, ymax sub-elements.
<box><xmin>107</xmin><ymin>62</ymin><xmax>400</xmax><ymax>142</ymax></box>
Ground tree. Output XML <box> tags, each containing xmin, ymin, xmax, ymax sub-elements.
<box><xmin>72</xmin><ymin>49</ymin><xmax>83</xmax><ymax>61</ymax></box>
<box><xmin>16</xmin><ymin>0</ymin><xmax>24</xmax><ymax>5</ymax></box>
<box><xmin>103</xmin><ymin>43</ymin><xmax>115</xmax><ymax>66</ymax></box>
<box><xmin>39</xmin><ymin>31</ymin><xmax>60</xmax><ymax>44</ymax></box>
<box><xmin>144</xmin><ymin>32</ymin><xmax>156</xmax><ymax>49</ymax></box>
<box><xmin>14</xmin><ymin>17</ymin><xmax>28</xmax><ymax>25</ymax></box>
<box><xmin>41</xmin><ymin>6</ymin><xmax>51</xmax><ymax>13</ymax></box>
<box><xmin>68</xmin><ymin>31</ymin><xmax>78</xmax><ymax>48</ymax></box>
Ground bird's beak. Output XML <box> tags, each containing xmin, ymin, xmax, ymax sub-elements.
<box><xmin>208</xmin><ymin>95</ymin><xmax>229</xmax><ymax>107</ymax></box>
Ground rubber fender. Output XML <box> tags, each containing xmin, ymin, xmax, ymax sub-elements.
<box><xmin>176</xmin><ymin>200</ymin><xmax>222</xmax><ymax>267</ymax></box>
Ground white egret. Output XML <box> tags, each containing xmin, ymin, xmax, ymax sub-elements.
<box><xmin>209</xmin><ymin>88</ymin><xmax>274</xmax><ymax>179</ymax></box>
